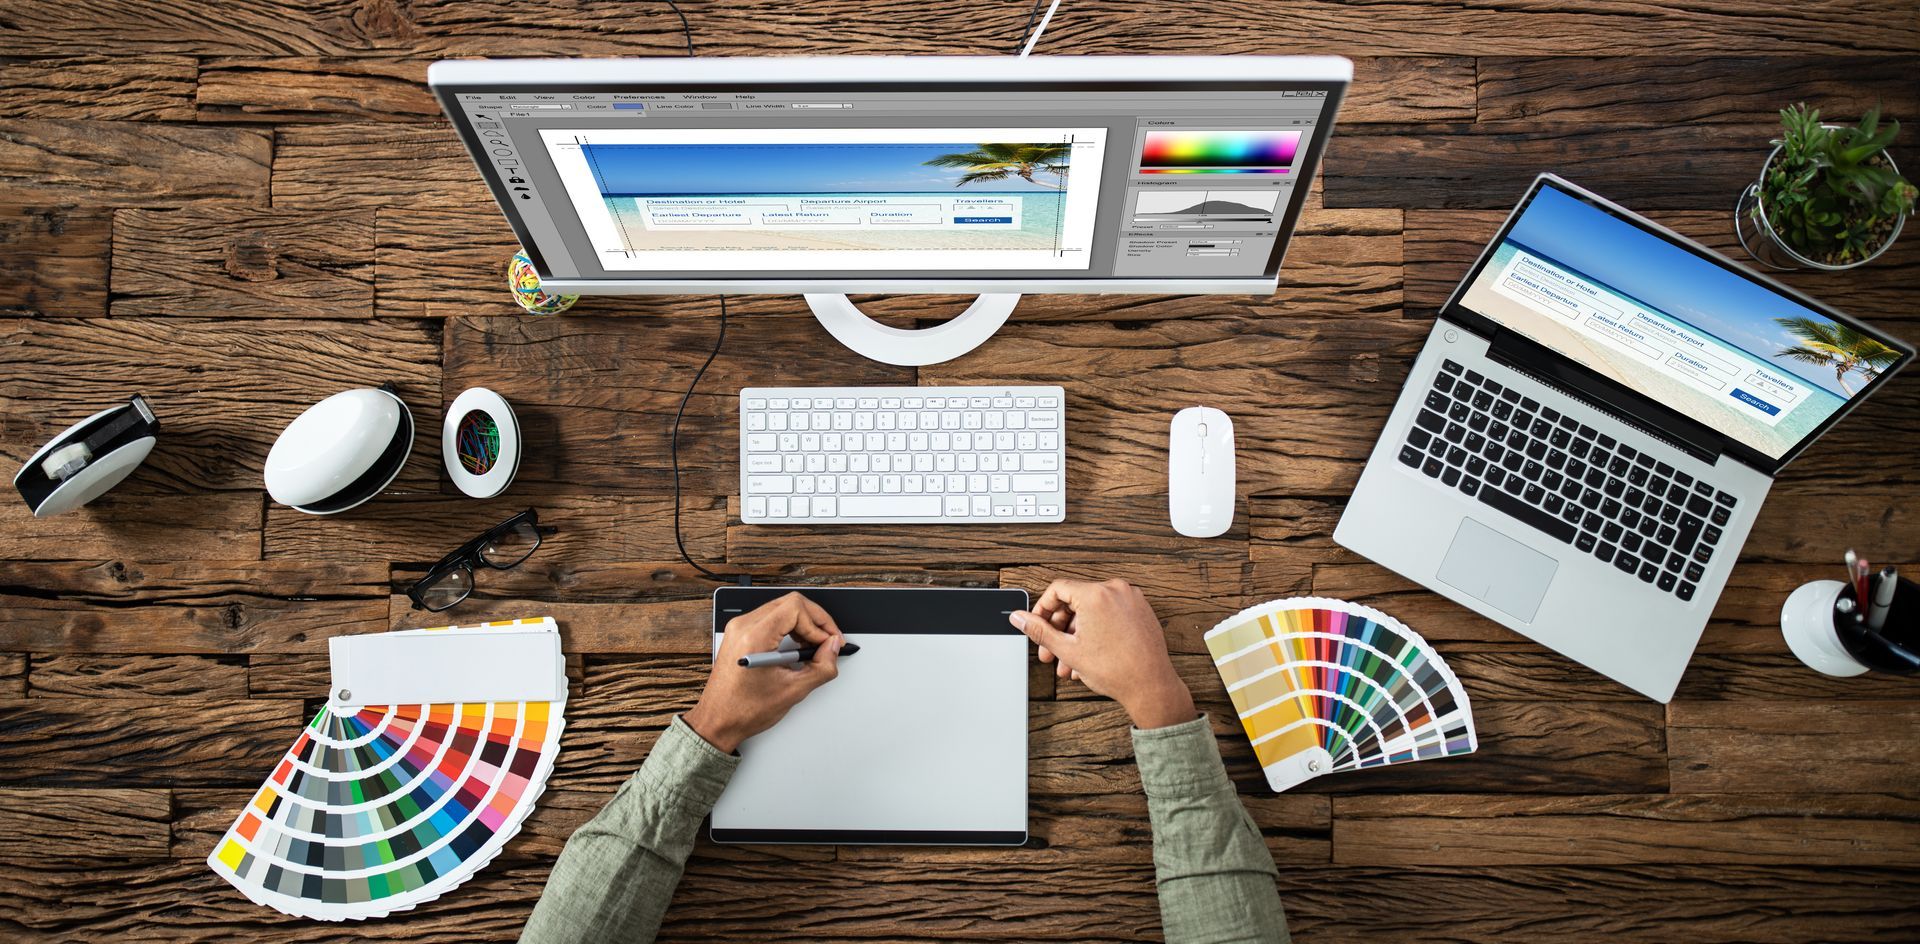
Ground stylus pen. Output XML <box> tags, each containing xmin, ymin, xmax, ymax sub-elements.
<box><xmin>738</xmin><ymin>641</ymin><xmax>861</xmax><ymax>668</ymax></box>
<box><xmin>1867</xmin><ymin>566</ymin><xmax>1898</xmax><ymax>632</ymax></box>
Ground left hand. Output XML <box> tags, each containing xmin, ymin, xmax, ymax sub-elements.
<box><xmin>684</xmin><ymin>592</ymin><xmax>845</xmax><ymax>753</ymax></box>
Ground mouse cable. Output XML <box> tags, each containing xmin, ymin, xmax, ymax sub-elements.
<box><xmin>663</xmin><ymin>1</ymin><xmax>695</xmax><ymax>56</ymax></box>
<box><xmin>671</xmin><ymin>295</ymin><xmax>729</xmax><ymax>581</ymax></box>
<box><xmin>1017</xmin><ymin>0</ymin><xmax>1062</xmax><ymax>57</ymax></box>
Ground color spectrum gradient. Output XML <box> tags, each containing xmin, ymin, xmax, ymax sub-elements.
<box><xmin>1139</xmin><ymin>130</ymin><xmax>1301</xmax><ymax>174</ymax></box>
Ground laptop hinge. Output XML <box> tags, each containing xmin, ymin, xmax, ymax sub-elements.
<box><xmin>1484</xmin><ymin>329</ymin><xmax>1723</xmax><ymax>465</ymax></box>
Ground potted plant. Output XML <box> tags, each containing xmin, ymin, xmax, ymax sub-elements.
<box><xmin>1736</xmin><ymin>103</ymin><xmax>1917</xmax><ymax>270</ymax></box>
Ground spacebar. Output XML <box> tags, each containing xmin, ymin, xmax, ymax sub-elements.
<box><xmin>837</xmin><ymin>496</ymin><xmax>944</xmax><ymax>518</ymax></box>
<box><xmin>1476</xmin><ymin>486</ymin><xmax>1577</xmax><ymax>544</ymax></box>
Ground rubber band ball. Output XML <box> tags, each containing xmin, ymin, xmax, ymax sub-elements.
<box><xmin>507</xmin><ymin>250</ymin><xmax>579</xmax><ymax>315</ymax></box>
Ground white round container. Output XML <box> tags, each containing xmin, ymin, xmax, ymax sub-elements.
<box><xmin>442</xmin><ymin>387</ymin><xmax>520</xmax><ymax>499</ymax></box>
<box><xmin>264</xmin><ymin>386</ymin><xmax>414</xmax><ymax>515</ymax></box>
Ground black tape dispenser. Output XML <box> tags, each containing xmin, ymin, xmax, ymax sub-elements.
<box><xmin>13</xmin><ymin>395</ymin><xmax>160</xmax><ymax>517</ymax></box>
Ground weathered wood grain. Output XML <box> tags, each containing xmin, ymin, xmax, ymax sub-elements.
<box><xmin>1668</xmin><ymin>700</ymin><xmax>1920</xmax><ymax>794</ymax></box>
<box><xmin>0</xmin><ymin>698</ymin><xmax>303</xmax><ymax>787</ymax></box>
<box><xmin>1331</xmin><ymin>793</ymin><xmax>1920</xmax><ymax>866</ymax></box>
<box><xmin>0</xmin><ymin>318</ymin><xmax>443</xmax><ymax>493</ymax></box>
<box><xmin>1325</xmin><ymin>122</ymin><xmax>1918</xmax><ymax>210</ymax></box>
<box><xmin>0</xmin><ymin>56</ymin><xmax>195</xmax><ymax>121</ymax></box>
<box><xmin>265</xmin><ymin>494</ymin><xmax>725</xmax><ymax>565</ymax></box>
<box><xmin>0</xmin><ymin>788</ymin><xmax>171</xmax><ymax>859</ymax></box>
<box><xmin>0</xmin><ymin>204</ymin><xmax>110</xmax><ymax>317</ymax></box>
<box><xmin>272</xmin><ymin>123</ymin><xmax>491</xmax><ymax>209</ymax></box>
<box><xmin>1403</xmin><ymin>208</ymin><xmax>1920</xmax><ymax>322</ymax></box>
<box><xmin>441</xmin><ymin>310</ymin><xmax>911</xmax><ymax>494</ymax></box>
<box><xmin>0</xmin><ymin>119</ymin><xmax>269</xmax><ymax>206</ymax></box>
<box><xmin>1477</xmin><ymin>56</ymin><xmax>1920</xmax><ymax>125</ymax></box>
<box><xmin>197</xmin><ymin>57</ymin><xmax>439</xmax><ymax>123</ymax></box>
<box><xmin>0</xmin><ymin>656</ymin><xmax>21</xmax><ymax>698</ymax></box>
<box><xmin>922</xmin><ymin>315</ymin><xmax>1430</xmax><ymax>497</ymax></box>
<box><xmin>1675</xmin><ymin>653</ymin><xmax>1920</xmax><ymax>700</ymax></box>
<box><xmin>27</xmin><ymin>655</ymin><xmax>248</xmax><ymax>698</ymax></box>
<box><xmin>0</xmin><ymin>560</ymin><xmax>388</xmax><ymax>655</ymax></box>
<box><xmin>0</xmin><ymin>493</ymin><xmax>262</xmax><ymax>561</ymax></box>
<box><xmin>110</xmin><ymin>208</ymin><xmax>376</xmax><ymax>318</ymax></box>
<box><xmin>17</xmin><ymin>0</ymin><xmax>1920</xmax><ymax>58</ymax></box>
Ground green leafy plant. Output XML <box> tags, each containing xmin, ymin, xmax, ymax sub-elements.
<box><xmin>1757</xmin><ymin>103</ymin><xmax>1917</xmax><ymax>266</ymax></box>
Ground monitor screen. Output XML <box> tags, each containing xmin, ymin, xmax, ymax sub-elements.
<box><xmin>432</xmin><ymin>58</ymin><xmax>1346</xmax><ymax>290</ymax></box>
<box><xmin>1454</xmin><ymin>183</ymin><xmax>1910</xmax><ymax>462</ymax></box>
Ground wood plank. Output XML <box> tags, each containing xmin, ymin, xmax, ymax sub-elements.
<box><xmin>1477</xmin><ymin>56</ymin><xmax>1920</xmax><ymax>125</ymax></box>
<box><xmin>5</xmin><ymin>2</ymin><xmax>413</xmax><ymax>55</ymax></box>
<box><xmin>921</xmin><ymin>315</ymin><xmax>1431</xmax><ymax>497</ymax></box>
<box><xmin>441</xmin><ymin>309</ymin><xmax>912</xmax><ymax>494</ymax></box>
<box><xmin>0</xmin><ymin>493</ymin><xmax>262</xmax><ymax>561</ymax></box>
<box><xmin>0</xmin><ymin>656</ymin><xmax>20</xmax><ymax>698</ymax></box>
<box><xmin>730</xmin><ymin>496</ymin><xmax>1248</xmax><ymax>568</ymax></box>
<box><xmin>1332</xmin><ymin>793</ymin><xmax>1920</xmax><ymax>866</ymax></box>
<box><xmin>196</xmin><ymin>57</ymin><xmax>439</xmax><ymax>123</ymax></box>
<box><xmin>265</xmin><ymin>494</ymin><xmax>725</xmax><ymax>565</ymax></box>
<box><xmin>0</xmin><ymin>318</ymin><xmax>443</xmax><ymax>494</ymax></box>
<box><xmin>272</xmin><ymin>123</ymin><xmax>491</xmax><ymax>209</ymax></box>
<box><xmin>0</xmin><ymin>119</ymin><xmax>269</xmax><ymax>206</ymax></box>
<box><xmin>1675</xmin><ymin>653</ymin><xmax>1920</xmax><ymax>700</ymax></box>
<box><xmin>110</xmin><ymin>208</ymin><xmax>376</xmax><ymax>318</ymax></box>
<box><xmin>27</xmin><ymin>655</ymin><xmax>248</xmax><ymax>698</ymax></box>
<box><xmin>0</xmin><ymin>204</ymin><xmax>110</xmax><ymax>317</ymax></box>
<box><xmin>1403</xmin><ymin>208</ymin><xmax>1920</xmax><ymax>322</ymax></box>
<box><xmin>0</xmin><ymin>788</ymin><xmax>171</xmax><ymax>858</ymax></box>
<box><xmin>1325</xmin><ymin>122</ymin><xmax>1918</xmax><ymax>210</ymax></box>
<box><xmin>0</xmin><ymin>56</ymin><xmax>195</xmax><ymax>121</ymax></box>
<box><xmin>0</xmin><ymin>561</ymin><xmax>388</xmax><ymax>655</ymax></box>
<box><xmin>0</xmin><ymin>698</ymin><xmax>304</xmax><ymax>787</ymax></box>
<box><xmin>1346</xmin><ymin>57</ymin><xmax>1474</xmax><ymax>121</ymax></box>
<box><xmin>1668</xmin><ymin>700</ymin><xmax>1920</xmax><ymax>794</ymax></box>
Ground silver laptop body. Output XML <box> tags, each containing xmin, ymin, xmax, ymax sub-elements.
<box><xmin>1336</xmin><ymin>174</ymin><xmax>1913</xmax><ymax>702</ymax></box>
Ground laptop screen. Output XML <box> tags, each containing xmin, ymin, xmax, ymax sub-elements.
<box><xmin>1454</xmin><ymin>183</ymin><xmax>1909</xmax><ymax>462</ymax></box>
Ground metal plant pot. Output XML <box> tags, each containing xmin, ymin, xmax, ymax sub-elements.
<box><xmin>1735</xmin><ymin>136</ymin><xmax>1906</xmax><ymax>271</ymax></box>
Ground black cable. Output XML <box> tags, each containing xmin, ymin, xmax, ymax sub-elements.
<box><xmin>1014</xmin><ymin>0</ymin><xmax>1048</xmax><ymax>54</ymax></box>
<box><xmin>663</xmin><ymin>0</ymin><xmax>695</xmax><ymax>57</ymax></box>
<box><xmin>671</xmin><ymin>296</ymin><xmax>729</xmax><ymax>581</ymax></box>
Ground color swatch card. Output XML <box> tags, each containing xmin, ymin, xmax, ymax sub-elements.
<box><xmin>1204</xmin><ymin>598</ymin><xmax>1477</xmax><ymax>792</ymax></box>
<box><xmin>208</xmin><ymin>617</ymin><xmax>566</xmax><ymax>921</ymax></box>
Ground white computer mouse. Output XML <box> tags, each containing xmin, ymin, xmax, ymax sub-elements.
<box><xmin>1168</xmin><ymin>407</ymin><xmax>1236</xmax><ymax>538</ymax></box>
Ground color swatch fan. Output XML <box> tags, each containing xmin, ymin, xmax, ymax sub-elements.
<box><xmin>208</xmin><ymin>618</ymin><xmax>567</xmax><ymax>921</ymax></box>
<box><xmin>1205</xmin><ymin>598</ymin><xmax>1477</xmax><ymax>792</ymax></box>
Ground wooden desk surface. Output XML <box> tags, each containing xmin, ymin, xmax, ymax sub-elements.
<box><xmin>2</xmin><ymin>4</ymin><xmax>1917</xmax><ymax>941</ymax></box>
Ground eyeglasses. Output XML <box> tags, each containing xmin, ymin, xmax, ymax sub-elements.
<box><xmin>407</xmin><ymin>509</ymin><xmax>558</xmax><ymax>611</ymax></box>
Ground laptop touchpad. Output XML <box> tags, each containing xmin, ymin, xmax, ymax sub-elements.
<box><xmin>1437</xmin><ymin>518</ymin><xmax>1558</xmax><ymax>623</ymax></box>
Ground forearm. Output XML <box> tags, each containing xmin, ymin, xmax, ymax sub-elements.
<box><xmin>520</xmin><ymin>715</ymin><xmax>738</xmax><ymax>944</ymax></box>
<box><xmin>1134</xmin><ymin>716</ymin><xmax>1290</xmax><ymax>944</ymax></box>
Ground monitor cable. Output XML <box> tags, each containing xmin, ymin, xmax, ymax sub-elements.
<box><xmin>670</xmin><ymin>295</ymin><xmax>730</xmax><ymax>582</ymax></box>
<box><xmin>1016</xmin><ymin>0</ymin><xmax>1062</xmax><ymax>57</ymax></box>
<box><xmin>663</xmin><ymin>0</ymin><xmax>695</xmax><ymax>56</ymax></box>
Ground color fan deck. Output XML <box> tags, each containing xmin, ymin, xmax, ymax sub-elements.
<box><xmin>1</xmin><ymin>2</ymin><xmax>1918</xmax><ymax>942</ymax></box>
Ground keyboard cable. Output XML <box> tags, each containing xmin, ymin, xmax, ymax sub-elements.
<box><xmin>671</xmin><ymin>295</ymin><xmax>730</xmax><ymax>581</ymax></box>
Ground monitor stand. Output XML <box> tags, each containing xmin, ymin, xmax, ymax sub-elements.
<box><xmin>804</xmin><ymin>293</ymin><xmax>1019</xmax><ymax>366</ymax></box>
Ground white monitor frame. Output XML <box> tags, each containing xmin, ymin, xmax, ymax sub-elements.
<box><xmin>428</xmin><ymin>55</ymin><xmax>1353</xmax><ymax>298</ymax></box>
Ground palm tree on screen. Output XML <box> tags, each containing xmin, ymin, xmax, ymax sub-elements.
<box><xmin>1772</xmin><ymin>316</ymin><xmax>1900</xmax><ymax>395</ymax></box>
<box><xmin>923</xmin><ymin>143</ymin><xmax>1070</xmax><ymax>189</ymax></box>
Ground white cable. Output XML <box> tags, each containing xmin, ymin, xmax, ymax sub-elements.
<box><xmin>1019</xmin><ymin>0</ymin><xmax>1061</xmax><ymax>57</ymax></box>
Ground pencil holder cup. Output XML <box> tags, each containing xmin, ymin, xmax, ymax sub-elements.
<box><xmin>1781</xmin><ymin>577</ymin><xmax>1920</xmax><ymax>677</ymax></box>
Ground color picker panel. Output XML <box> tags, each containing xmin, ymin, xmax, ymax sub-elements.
<box><xmin>1139</xmin><ymin>130</ymin><xmax>1302</xmax><ymax>174</ymax></box>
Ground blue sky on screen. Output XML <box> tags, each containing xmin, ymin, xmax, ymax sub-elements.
<box><xmin>579</xmin><ymin>143</ymin><xmax>1067</xmax><ymax>195</ymax></box>
<box><xmin>1503</xmin><ymin>185</ymin><xmax>1861</xmax><ymax>397</ymax></box>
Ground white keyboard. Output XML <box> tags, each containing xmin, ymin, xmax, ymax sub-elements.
<box><xmin>739</xmin><ymin>386</ymin><xmax>1067</xmax><ymax>524</ymax></box>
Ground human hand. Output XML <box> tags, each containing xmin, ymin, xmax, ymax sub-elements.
<box><xmin>1009</xmin><ymin>578</ymin><xmax>1196</xmax><ymax>730</ymax></box>
<box><xmin>684</xmin><ymin>591</ymin><xmax>844</xmax><ymax>753</ymax></box>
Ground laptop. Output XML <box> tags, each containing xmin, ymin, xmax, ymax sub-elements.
<box><xmin>1335</xmin><ymin>175</ymin><xmax>1913</xmax><ymax>702</ymax></box>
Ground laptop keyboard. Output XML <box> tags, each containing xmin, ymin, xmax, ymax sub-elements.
<box><xmin>1400</xmin><ymin>359</ymin><xmax>1737</xmax><ymax>602</ymax></box>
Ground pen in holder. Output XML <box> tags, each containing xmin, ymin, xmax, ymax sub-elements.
<box><xmin>1780</xmin><ymin>573</ymin><xmax>1920</xmax><ymax>677</ymax></box>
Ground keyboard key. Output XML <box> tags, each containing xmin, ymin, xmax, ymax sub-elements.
<box><xmin>747</xmin><ymin>474</ymin><xmax>794</xmax><ymax>493</ymax></box>
<box><xmin>1443</xmin><ymin>466</ymin><xmax>1462</xmax><ymax>487</ymax></box>
<box><xmin>1465</xmin><ymin>369</ymin><xmax>1484</xmax><ymax>385</ymax></box>
<box><xmin>1415</xmin><ymin>410</ymin><xmax>1445</xmax><ymax>433</ymax></box>
<box><xmin>1423</xmin><ymin>457</ymin><xmax>1443</xmax><ymax>477</ymax></box>
<box><xmin>1441</xmin><ymin>359</ymin><xmax>1463</xmax><ymax>375</ymax></box>
<box><xmin>1477</xmin><ymin>481</ymin><xmax>1577</xmax><ymax>543</ymax></box>
<box><xmin>1715</xmin><ymin>492</ymin><xmax>1736</xmax><ymax>507</ymax></box>
<box><xmin>1711</xmin><ymin>506</ymin><xmax>1731</xmax><ymax>526</ymax></box>
<box><xmin>1576</xmin><ymin>532</ymin><xmax>1597</xmax><ymax>553</ymax></box>
<box><xmin>1638</xmin><ymin>561</ymin><xmax>1659</xmax><ymax>583</ymax></box>
<box><xmin>840</xmin><ymin>496</ymin><xmax>942</xmax><ymax>517</ymax></box>
<box><xmin>1676</xmin><ymin>581</ymin><xmax>1696</xmax><ymax>601</ymax></box>
<box><xmin>1596</xmin><ymin>542</ymin><xmax>1616</xmax><ymax>563</ymax></box>
<box><xmin>1615</xmin><ymin>553</ymin><xmax>1638</xmax><ymax>574</ymax></box>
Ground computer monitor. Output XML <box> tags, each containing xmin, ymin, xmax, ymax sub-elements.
<box><xmin>429</xmin><ymin>55</ymin><xmax>1351</xmax><ymax>364</ymax></box>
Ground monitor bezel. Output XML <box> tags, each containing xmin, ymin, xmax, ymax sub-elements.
<box><xmin>1440</xmin><ymin>173</ymin><xmax>1914</xmax><ymax>476</ymax></box>
<box><xmin>428</xmin><ymin>56</ymin><xmax>1350</xmax><ymax>295</ymax></box>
